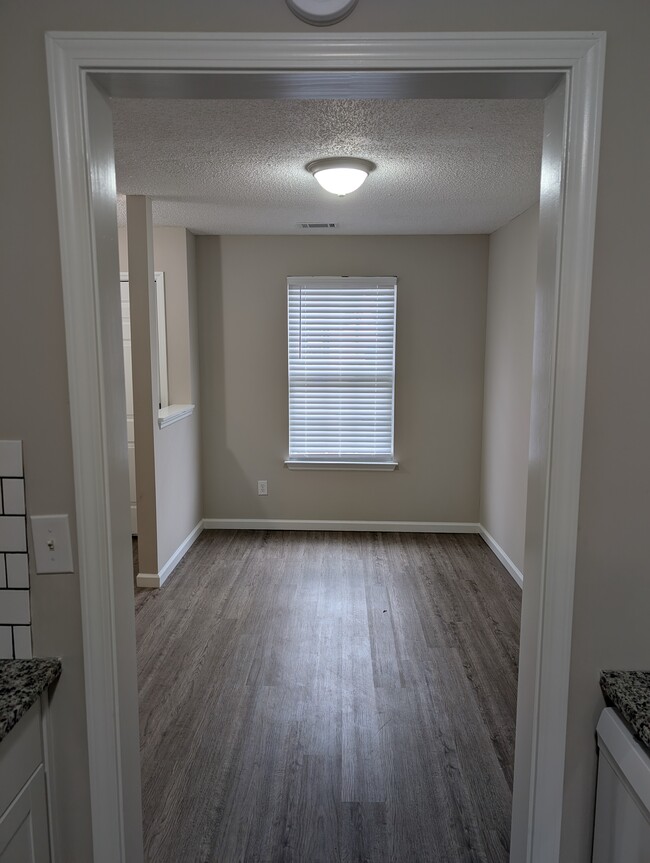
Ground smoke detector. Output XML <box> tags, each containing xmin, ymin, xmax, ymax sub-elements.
<box><xmin>286</xmin><ymin>0</ymin><xmax>358</xmax><ymax>26</ymax></box>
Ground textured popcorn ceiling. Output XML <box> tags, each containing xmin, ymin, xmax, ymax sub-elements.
<box><xmin>112</xmin><ymin>98</ymin><xmax>543</xmax><ymax>235</ymax></box>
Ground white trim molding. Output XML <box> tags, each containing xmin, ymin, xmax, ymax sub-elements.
<box><xmin>479</xmin><ymin>525</ymin><xmax>524</xmax><ymax>588</ymax></box>
<box><xmin>284</xmin><ymin>460</ymin><xmax>398</xmax><ymax>471</ymax></box>
<box><xmin>157</xmin><ymin>404</ymin><xmax>195</xmax><ymax>429</ymax></box>
<box><xmin>204</xmin><ymin>518</ymin><xmax>479</xmax><ymax>533</ymax></box>
<box><xmin>45</xmin><ymin>30</ymin><xmax>605</xmax><ymax>863</ymax></box>
<box><xmin>136</xmin><ymin>521</ymin><xmax>203</xmax><ymax>589</ymax></box>
<box><xmin>40</xmin><ymin>692</ymin><xmax>58</xmax><ymax>863</ymax></box>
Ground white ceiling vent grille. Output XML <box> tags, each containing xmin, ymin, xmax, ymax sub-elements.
<box><xmin>299</xmin><ymin>222</ymin><xmax>338</xmax><ymax>229</ymax></box>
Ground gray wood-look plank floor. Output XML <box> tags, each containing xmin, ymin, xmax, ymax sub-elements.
<box><xmin>134</xmin><ymin>531</ymin><xmax>521</xmax><ymax>863</ymax></box>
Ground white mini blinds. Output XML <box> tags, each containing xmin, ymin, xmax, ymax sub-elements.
<box><xmin>287</xmin><ymin>276</ymin><xmax>397</xmax><ymax>467</ymax></box>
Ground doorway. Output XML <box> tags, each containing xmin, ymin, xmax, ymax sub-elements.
<box><xmin>45</xmin><ymin>31</ymin><xmax>605</xmax><ymax>863</ymax></box>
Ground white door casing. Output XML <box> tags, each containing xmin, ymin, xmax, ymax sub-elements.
<box><xmin>45</xmin><ymin>31</ymin><xmax>605</xmax><ymax>863</ymax></box>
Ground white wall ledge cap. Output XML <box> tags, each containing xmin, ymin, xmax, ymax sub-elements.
<box><xmin>158</xmin><ymin>404</ymin><xmax>194</xmax><ymax>429</ymax></box>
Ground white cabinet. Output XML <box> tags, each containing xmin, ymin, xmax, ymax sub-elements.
<box><xmin>0</xmin><ymin>765</ymin><xmax>49</xmax><ymax>862</ymax></box>
<box><xmin>593</xmin><ymin>707</ymin><xmax>650</xmax><ymax>863</ymax></box>
<box><xmin>0</xmin><ymin>702</ymin><xmax>51</xmax><ymax>863</ymax></box>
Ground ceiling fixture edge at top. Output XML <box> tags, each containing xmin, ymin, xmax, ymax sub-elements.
<box><xmin>286</xmin><ymin>0</ymin><xmax>359</xmax><ymax>26</ymax></box>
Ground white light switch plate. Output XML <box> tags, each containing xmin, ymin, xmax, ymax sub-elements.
<box><xmin>31</xmin><ymin>515</ymin><xmax>74</xmax><ymax>573</ymax></box>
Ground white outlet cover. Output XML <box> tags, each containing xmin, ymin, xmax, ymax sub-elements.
<box><xmin>31</xmin><ymin>515</ymin><xmax>74</xmax><ymax>574</ymax></box>
<box><xmin>286</xmin><ymin>0</ymin><xmax>358</xmax><ymax>26</ymax></box>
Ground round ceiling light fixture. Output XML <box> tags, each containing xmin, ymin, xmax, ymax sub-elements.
<box><xmin>286</xmin><ymin>0</ymin><xmax>358</xmax><ymax>26</ymax></box>
<box><xmin>306</xmin><ymin>157</ymin><xmax>376</xmax><ymax>196</ymax></box>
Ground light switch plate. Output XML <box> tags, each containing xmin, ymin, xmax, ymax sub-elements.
<box><xmin>31</xmin><ymin>515</ymin><xmax>74</xmax><ymax>573</ymax></box>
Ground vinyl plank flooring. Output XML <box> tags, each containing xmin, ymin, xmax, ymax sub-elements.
<box><xmin>136</xmin><ymin>530</ymin><xmax>521</xmax><ymax>863</ymax></box>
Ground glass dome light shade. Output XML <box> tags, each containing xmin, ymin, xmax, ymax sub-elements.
<box><xmin>306</xmin><ymin>158</ymin><xmax>376</xmax><ymax>197</ymax></box>
<box><xmin>313</xmin><ymin>167</ymin><xmax>368</xmax><ymax>196</ymax></box>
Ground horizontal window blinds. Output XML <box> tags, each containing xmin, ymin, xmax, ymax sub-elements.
<box><xmin>288</xmin><ymin>277</ymin><xmax>397</xmax><ymax>462</ymax></box>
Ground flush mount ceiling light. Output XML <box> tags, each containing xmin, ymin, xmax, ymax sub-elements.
<box><xmin>286</xmin><ymin>0</ymin><xmax>358</xmax><ymax>26</ymax></box>
<box><xmin>306</xmin><ymin>157</ymin><xmax>376</xmax><ymax>196</ymax></box>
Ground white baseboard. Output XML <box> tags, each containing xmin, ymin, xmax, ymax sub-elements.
<box><xmin>136</xmin><ymin>520</ymin><xmax>203</xmax><ymax>589</ymax></box>
<box><xmin>203</xmin><ymin>518</ymin><xmax>480</xmax><ymax>534</ymax></box>
<box><xmin>478</xmin><ymin>525</ymin><xmax>524</xmax><ymax>588</ymax></box>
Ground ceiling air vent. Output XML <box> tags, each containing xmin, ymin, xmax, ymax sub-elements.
<box><xmin>299</xmin><ymin>222</ymin><xmax>338</xmax><ymax>229</ymax></box>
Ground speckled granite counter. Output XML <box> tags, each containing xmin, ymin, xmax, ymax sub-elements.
<box><xmin>600</xmin><ymin>670</ymin><xmax>650</xmax><ymax>751</ymax></box>
<box><xmin>0</xmin><ymin>658</ymin><xmax>61</xmax><ymax>742</ymax></box>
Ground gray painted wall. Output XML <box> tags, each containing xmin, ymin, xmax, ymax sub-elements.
<box><xmin>197</xmin><ymin>234</ymin><xmax>488</xmax><ymax>523</ymax></box>
<box><xmin>481</xmin><ymin>205</ymin><xmax>538</xmax><ymax>575</ymax></box>
<box><xmin>2</xmin><ymin>2</ymin><xmax>650</xmax><ymax>861</ymax></box>
<box><xmin>119</xmin><ymin>225</ymin><xmax>203</xmax><ymax>570</ymax></box>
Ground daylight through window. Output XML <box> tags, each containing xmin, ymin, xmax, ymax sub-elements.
<box><xmin>287</xmin><ymin>276</ymin><xmax>397</xmax><ymax>468</ymax></box>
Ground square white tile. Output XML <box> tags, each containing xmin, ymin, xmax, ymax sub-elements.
<box><xmin>12</xmin><ymin>626</ymin><xmax>32</xmax><ymax>659</ymax></box>
<box><xmin>6</xmin><ymin>554</ymin><xmax>29</xmax><ymax>588</ymax></box>
<box><xmin>0</xmin><ymin>516</ymin><xmax>26</xmax><ymax>552</ymax></box>
<box><xmin>0</xmin><ymin>441</ymin><xmax>23</xmax><ymax>478</ymax></box>
<box><xmin>2</xmin><ymin>479</ymin><xmax>25</xmax><ymax>515</ymax></box>
<box><xmin>0</xmin><ymin>590</ymin><xmax>30</xmax><ymax>625</ymax></box>
<box><xmin>0</xmin><ymin>626</ymin><xmax>12</xmax><ymax>659</ymax></box>
<box><xmin>0</xmin><ymin>554</ymin><xmax>5</xmax><ymax>589</ymax></box>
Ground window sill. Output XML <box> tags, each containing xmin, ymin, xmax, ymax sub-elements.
<box><xmin>158</xmin><ymin>404</ymin><xmax>195</xmax><ymax>429</ymax></box>
<box><xmin>284</xmin><ymin>460</ymin><xmax>398</xmax><ymax>471</ymax></box>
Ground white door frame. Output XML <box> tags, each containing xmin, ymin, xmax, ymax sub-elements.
<box><xmin>45</xmin><ymin>31</ymin><xmax>605</xmax><ymax>863</ymax></box>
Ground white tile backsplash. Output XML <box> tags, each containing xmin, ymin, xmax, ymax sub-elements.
<box><xmin>0</xmin><ymin>626</ymin><xmax>12</xmax><ymax>659</ymax></box>
<box><xmin>12</xmin><ymin>626</ymin><xmax>32</xmax><ymax>659</ymax></box>
<box><xmin>0</xmin><ymin>516</ymin><xmax>26</xmax><ymax>552</ymax></box>
<box><xmin>0</xmin><ymin>589</ymin><xmax>30</xmax><ymax>625</ymax></box>
<box><xmin>0</xmin><ymin>441</ymin><xmax>33</xmax><ymax>658</ymax></box>
<box><xmin>0</xmin><ymin>442</ymin><xmax>23</xmax><ymax>478</ymax></box>
<box><xmin>2</xmin><ymin>479</ymin><xmax>25</xmax><ymax>515</ymax></box>
<box><xmin>6</xmin><ymin>554</ymin><xmax>28</xmax><ymax>588</ymax></box>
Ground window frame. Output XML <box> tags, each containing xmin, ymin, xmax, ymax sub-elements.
<box><xmin>285</xmin><ymin>275</ymin><xmax>398</xmax><ymax>471</ymax></box>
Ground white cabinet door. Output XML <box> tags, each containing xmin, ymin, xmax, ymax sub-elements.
<box><xmin>0</xmin><ymin>765</ymin><xmax>50</xmax><ymax>863</ymax></box>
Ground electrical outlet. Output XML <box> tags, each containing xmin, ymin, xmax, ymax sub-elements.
<box><xmin>257</xmin><ymin>480</ymin><xmax>268</xmax><ymax>496</ymax></box>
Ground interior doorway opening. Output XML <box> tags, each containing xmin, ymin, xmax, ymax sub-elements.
<box><xmin>45</xmin><ymin>32</ymin><xmax>605</xmax><ymax>863</ymax></box>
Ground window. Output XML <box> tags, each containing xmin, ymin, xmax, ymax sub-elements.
<box><xmin>286</xmin><ymin>276</ymin><xmax>397</xmax><ymax>470</ymax></box>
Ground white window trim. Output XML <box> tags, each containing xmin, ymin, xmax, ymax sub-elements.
<box><xmin>287</xmin><ymin>275</ymin><xmax>397</xmax><ymax>468</ymax></box>
<box><xmin>284</xmin><ymin>459</ymin><xmax>398</xmax><ymax>471</ymax></box>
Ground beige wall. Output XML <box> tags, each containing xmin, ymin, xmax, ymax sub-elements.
<box><xmin>119</xmin><ymin>225</ymin><xmax>202</xmax><ymax>570</ymax></box>
<box><xmin>153</xmin><ymin>227</ymin><xmax>196</xmax><ymax>404</ymax></box>
<box><xmin>3</xmin><ymin>3</ymin><xmax>650</xmax><ymax>861</ymax></box>
<box><xmin>198</xmin><ymin>234</ymin><xmax>488</xmax><ymax>523</ymax></box>
<box><xmin>124</xmin><ymin>197</ymin><xmax>160</xmax><ymax>575</ymax></box>
<box><xmin>480</xmin><ymin>205</ymin><xmax>538</xmax><ymax>574</ymax></box>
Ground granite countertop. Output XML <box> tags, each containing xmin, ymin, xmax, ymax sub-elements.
<box><xmin>600</xmin><ymin>670</ymin><xmax>650</xmax><ymax>751</ymax></box>
<box><xmin>0</xmin><ymin>658</ymin><xmax>62</xmax><ymax>743</ymax></box>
